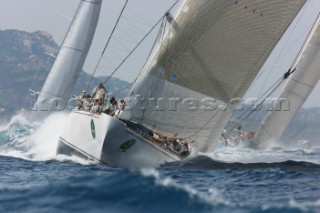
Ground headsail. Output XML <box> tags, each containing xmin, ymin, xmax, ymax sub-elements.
<box><xmin>29</xmin><ymin>0</ymin><xmax>102</xmax><ymax>120</ymax></box>
<box><xmin>121</xmin><ymin>0</ymin><xmax>306</xmax><ymax>152</ymax></box>
<box><xmin>255</xmin><ymin>13</ymin><xmax>320</xmax><ymax>144</ymax></box>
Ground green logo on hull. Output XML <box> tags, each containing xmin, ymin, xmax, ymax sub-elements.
<box><xmin>91</xmin><ymin>119</ymin><xmax>96</xmax><ymax>139</ymax></box>
<box><xmin>120</xmin><ymin>139</ymin><xmax>136</xmax><ymax>152</ymax></box>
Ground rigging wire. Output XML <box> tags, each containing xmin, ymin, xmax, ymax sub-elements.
<box><xmin>91</xmin><ymin>0</ymin><xmax>179</xmax><ymax>98</ymax></box>
<box><xmin>146</xmin><ymin>14</ymin><xmax>172</xmax><ymax>104</ymax></box>
<box><xmin>231</xmin><ymin>79</ymin><xmax>285</xmax><ymax>130</ymax></box>
<box><xmin>85</xmin><ymin>0</ymin><xmax>129</xmax><ymax>92</ymax></box>
<box><xmin>22</xmin><ymin>53</ymin><xmax>52</xmax><ymax>110</ymax></box>
<box><xmin>141</xmin><ymin>14</ymin><xmax>173</xmax><ymax>123</ymax></box>
<box><xmin>126</xmin><ymin>7</ymin><xmax>153</xmax><ymax>27</ymax></box>
<box><xmin>254</xmin><ymin>4</ymin><xmax>309</xmax><ymax>98</ymax></box>
<box><xmin>228</xmin><ymin>70</ymin><xmax>291</xmax><ymax>131</ymax></box>
<box><xmin>92</xmin><ymin>0</ymin><xmax>180</xmax><ymax>98</ymax></box>
<box><xmin>101</xmin><ymin>15</ymin><xmax>165</xmax><ymax>86</ymax></box>
<box><xmin>291</xmin><ymin>79</ymin><xmax>314</xmax><ymax>88</ymax></box>
<box><xmin>137</xmin><ymin>15</ymin><xmax>171</xmax><ymax>122</ymax></box>
<box><xmin>102</xmin><ymin>0</ymin><xmax>181</xmax><ymax>86</ymax></box>
<box><xmin>111</xmin><ymin>77</ymin><xmax>138</xmax><ymax>96</ymax></box>
<box><xmin>230</xmin><ymin>10</ymin><xmax>320</xmax><ymax>131</ymax></box>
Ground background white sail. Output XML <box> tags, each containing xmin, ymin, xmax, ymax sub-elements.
<box><xmin>121</xmin><ymin>0</ymin><xmax>306</xmax><ymax>152</ymax></box>
<box><xmin>255</xmin><ymin>14</ymin><xmax>320</xmax><ymax>145</ymax></box>
<box><xmin>30</xmin><ymin>0</ymin><xmax>102</xmax><ymax>120</ymax></box>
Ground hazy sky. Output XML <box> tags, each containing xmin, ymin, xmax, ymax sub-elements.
<box><xmin>245</xmin><ymin>0</ymin><xmax>320</xmax><ymax>107</ymax></box>
<box><xmin>1</xmin><ymin>0</ymin><xmax>320</xmax><ymax>107</ymax></box>
<box><xmin>0</xmin><ymin>0</ymin><xmax>176</xmax><ymax>81</ymax></box>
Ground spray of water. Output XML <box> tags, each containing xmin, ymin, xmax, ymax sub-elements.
<box><xmin>209</xmin><ymin>137</ymin><xmax>320</xmax><ymax>164</ymax></box>
<box><xmin>1</xmin><ymin>112</ymin><xmax>319</xmax><ymax>167</ymax></box>
<box><xmin>0</xmin><ymin>112</ymin><xmax>93</xmax><ymax>165</ymax></box>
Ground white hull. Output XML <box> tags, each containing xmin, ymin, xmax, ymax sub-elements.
<box><xmin>57</xmin><ymin>111</ymin><xmax>181</xmax><ymax>167</ymax></box>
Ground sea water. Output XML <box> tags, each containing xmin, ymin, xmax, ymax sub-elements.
<box><xmin>0</xmin><ymin>114</ymin><xmax>319</xmax><ymax>213</ymax></box>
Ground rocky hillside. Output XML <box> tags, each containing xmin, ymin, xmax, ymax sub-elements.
<box><xmin>0</xmin><ymin>29</ymin><xmax>130</xmax><ymax>120</ymax></box>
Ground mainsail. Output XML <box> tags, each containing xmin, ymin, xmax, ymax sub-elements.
<box><xmin>121</xmin><ymin>0</ymin><xmax>306</xmax><ymax>152</ymax></box>
<box><xmin>30</xmin><ymin>0</ymin><xmax>102</xmax><ymax>120</ymax></box>
<box><xmin>255</xmin><ymin>13</ymin><xmax>320</xmax><ymax>144</ymax></box>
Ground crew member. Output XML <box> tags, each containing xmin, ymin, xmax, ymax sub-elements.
<box><xmin>91</xmin><ymin>82</ymin><xmax>107</xmax><ymax>102</ymax></box>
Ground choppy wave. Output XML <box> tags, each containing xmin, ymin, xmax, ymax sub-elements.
<box><xmin>1</xmin><ymin>113</ymin><xmax>320</xmax><ymax>212</ymax></box>
<box><xmin>0</xmin><ymin>113</ymin><xmax>94</xmax><ymax>165</ymax></box>
<box><xmin>0</xmin><ymin>159</ymin><xmax>319</xmax><ymax>213</ymax></box>
<box><xmin>162</xmin><ymin>155</ymin><xmax>320</xmax><ymax>171</ymax></box>
<box><xmin>211</xmin><ymin>140</ymin><xmax>320</xmax><ymax>165</ymax></box>
<box><xmin>0</xmin><ymin>162</ymin><xmax>221</xmax><ymax>212</ymax></box>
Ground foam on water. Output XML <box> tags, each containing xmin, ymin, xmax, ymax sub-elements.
<box><xmin>210</xmin><ymin>138</ymin><xmax>320</xmax><ymax>165</ymax></box>
<box><xmin>140</xmin><ymin>168</ymin><xmax>229</xmax><ymax>206</ymax></box>
<box><xmin>0</xmin><ymin>112</ymin><xmax>94</xmax><ymax>165</ymax></box>
<box><xmin>1</xmin><ymin>112</ymin><xmax>319</xmax><ymax>168</ymax></box>
<box><xmin>0</xmin><ymin>114</ymin><xmax>319</xmax><ymax>212</ymax></box>
<box><xmin>287</xmin><ymin>198</ymin><xmax>320</xmax><ymax>212</ymax></box>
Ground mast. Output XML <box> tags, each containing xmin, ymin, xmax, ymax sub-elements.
<box><xmin>254</xmin><ymin>13</ymin><xmax>320</xmax><ymax>144</ymax></box>
<box><xmin>121</xmin><ymin>0</ymin><xmax>307</xmax><ymax>152</ymax></box>
<box><xmin>29</xmin><ymin>0</ymin><xmax>102</xmax><ymax>120</ymax></box>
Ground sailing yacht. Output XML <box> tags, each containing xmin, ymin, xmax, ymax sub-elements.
<box><xmin>254</xmin><ymin>13</ymin><xmax>320</xmax><ymax>144</ymax></box>
<box><xmin>32</xmin><ymin>0</ymin><xmax>308</xmax><ymax>167</ymax></box>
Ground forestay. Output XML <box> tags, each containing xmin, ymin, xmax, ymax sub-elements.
<box><xmin>122</xmin><ymin>0</ymin><xmax>306</xmax><ymax>152</ymax></box>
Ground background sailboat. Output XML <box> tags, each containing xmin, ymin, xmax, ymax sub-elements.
<box><xmin>254</xmin><ymin>13</ymin><xmax>320</xmax><ymax>145</ymax></box>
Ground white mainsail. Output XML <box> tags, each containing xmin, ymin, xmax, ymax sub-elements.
<box><xmin>121</xmin><ymin>0</ymin><xmax>307</xmax><ymax>152</ymax></box>
<box><xmin>255</xmin><ymin>13</ymin><xmax>320</xmax><ymax>145</ymax></box>
<box><xmin>30</xmin><ymin>0</ymin><xmax>102</xmax><ymax>120</ymax></box>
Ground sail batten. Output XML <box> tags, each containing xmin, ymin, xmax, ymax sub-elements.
<box><xmin>121</xmin><ymin>0</ymin><xmax>306</xmax><ymax>152</ymax></box>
